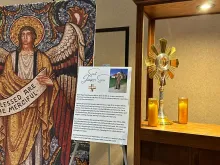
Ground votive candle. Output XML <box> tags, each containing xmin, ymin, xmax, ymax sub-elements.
<box><xmin>178</xmin><ymin>97</ymin><xmax>188</xmax><ymax>124</ymax></box>
<box><xmin>148</xmin><ymin>98</ymin><xmax>158</xmax><ymax>127</ymax></box>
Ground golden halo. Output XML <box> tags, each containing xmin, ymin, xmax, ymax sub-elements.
<box><xmin>10</xmin><ymin>16</ymin><xmax>45</xmax><ymax>46</ymax></box>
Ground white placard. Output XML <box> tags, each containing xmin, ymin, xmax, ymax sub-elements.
<box><xmin>71</xmin><ymin>66</ymin><xmax>132</xmax><ymax>145</ymax></box>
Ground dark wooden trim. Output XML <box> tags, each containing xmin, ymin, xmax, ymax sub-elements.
<box><xmin>95</xmin><ymin>27</ymin><xmax>129</xmax><ymax>67</ymax></box>
<box><xmin>145</xmin><ymin>19</ymin><xmax>155</xmax><ymax>120</ymax></box>
<box><xmin>140</xmin><ymin>129</ymin><xmax>220</xmax><ymax>151</ymax></box>
<box><xmin>125</xmin><ymin>27</ymin><xmax>129</xmax><ymax>67</ymax></box>
<box><xmin>133</xmin><ymin>0</ymin><xmax>191</xmax><ymax>6</ymax></box>
<box><xmin>134</xmin><ymin>5</ymin><xmax>144</xmax><ymax>165</ymax></box>
<box><xmin>154</xmin><ymin>12</ymin><xmax>220</xmax><ymax>20</ymax></box>
<box><xmin>96</xmin><ymin>27</ymin><xmax>128</xmax><ymax>33</ymax></box>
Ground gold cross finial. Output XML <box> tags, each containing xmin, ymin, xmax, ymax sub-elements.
<box><xmin>88</xmin><ymin>84</ymin><xmax>96</xmax><ymax>92</ymax></box>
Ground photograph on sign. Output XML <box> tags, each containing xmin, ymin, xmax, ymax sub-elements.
<box><xmin>71</xmin><ymin>66</ymin><xmax>132</xmax><ymax>145</ymax></box>
<box><xmin>109</xmin><ymin>68</ymin><xmax>128</xmax><ymax>93</ymax></box>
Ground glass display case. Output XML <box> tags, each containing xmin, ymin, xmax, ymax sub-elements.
<box><xmin>133</xmin><ymin>0</ymin><xmax>220</xmax><ymax>165</ymax></box>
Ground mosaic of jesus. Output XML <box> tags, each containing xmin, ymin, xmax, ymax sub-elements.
<box><xmin>0</xmin><ymin>0</ymin><xmax>96</xmax><ymax>164</ymax></box>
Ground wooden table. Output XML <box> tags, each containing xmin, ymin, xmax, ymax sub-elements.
<box><xmin>140</xmin><ymin>122</ymin><xmax>220</xmax><ymax>165</ymax></box>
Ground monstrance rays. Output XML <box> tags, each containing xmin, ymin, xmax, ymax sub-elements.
<box><xmin>146</xmin><ymin>38</ymin><xmax>179</xmax><ymax>80</ymax></box>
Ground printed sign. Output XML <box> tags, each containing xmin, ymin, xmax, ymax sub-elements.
<box><xmin>72</xmin><ymin>66</ymin><xmax>132</xmax><ymax>145</ymax></box>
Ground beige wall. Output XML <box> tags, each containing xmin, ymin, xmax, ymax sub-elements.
<box><xmin>94</xmin><ymin>32</ymin><xmax>126</xmax><ymax>66</ymax></box>
<box><xmin>0</xmin><ymin>0</ymin><xmax>137</xmax><ymax>165</ymax></box>
<box><xmin>93</xmin><ymin>1</ymin><xmax>136</xmax><ymax>165</ymax></box>
<box><xmin>153</xmin><ymin>15</ymin><xmax>220</xmax><ymax>125</ymax></box>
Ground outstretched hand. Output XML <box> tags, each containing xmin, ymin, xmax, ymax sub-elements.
<box><xmin>36</xmin><ymin>75</ymin><xmax>53</xmax><ymax>86</ymax></box>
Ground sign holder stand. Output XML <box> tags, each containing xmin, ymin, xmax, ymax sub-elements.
<box><xmin>108</xmin><ymin>144</ymin><xmax>111</xmax><ymax>165</ymax></box>
<box><xmin>121</xmin><ymin>145</ymin><xmax>128</xmax><ymax>165</ymax></box>
<box><xmin>69</xmin><ymin>142</ymin><xmax>128</xmax><ymax>165</ymax></box>
<box><xmin>70</xmin><ymin>66</ymin><xmax>132</xmax><ymax>165</ymax></box>
<box><xmin>69</xmin><ymin>141</ymin><xmax>80</xmax><ymax>165</ymax></box>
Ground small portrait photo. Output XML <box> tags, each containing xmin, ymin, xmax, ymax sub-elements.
<box><xmin>108</xmin><ymin>68</ymin><xmax>128</xmax><ymax>93</ymax></box>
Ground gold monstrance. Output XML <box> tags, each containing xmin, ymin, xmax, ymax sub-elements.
<box><xmin>145</xmin><ymin>38</ymin><xmax>179</xmax><ymax>125</ymax></box>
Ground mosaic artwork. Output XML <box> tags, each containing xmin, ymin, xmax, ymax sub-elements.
<box><xmin>0</xmin><ymin>0</ymin><xmax>96</xmax><ymax>164</ymax></box>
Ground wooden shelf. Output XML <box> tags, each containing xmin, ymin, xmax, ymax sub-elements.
<box><xmin>140</xmin><ymin>122</ymin><xmax>220</xmax><ymax>151</ymax></box>
<box><xmin>133</xmin><ymin>0</ymin><xmax>220</xmax><ymax>164</ymax></box>
<box><xmin>133</xmin><ymin>0</ymin><xmax>191</xmax><ymax>5</ymax></box>
<box><xmin>134</xmin><ymin>0</ymin><xmax>220</xmax><ymax>19</ymax></box>
<box><xmin>141</xmin><ymin>121</ymin><xmax>220</xmax><ymax>138</ymax></box>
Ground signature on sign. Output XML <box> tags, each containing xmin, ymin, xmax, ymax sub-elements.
<box><xmin>81</xmin><ymin>68</ymin><xmax>109</xmax><ymax>84</ymax></box>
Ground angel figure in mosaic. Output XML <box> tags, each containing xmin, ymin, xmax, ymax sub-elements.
<box><xmin>0</xmin><ymin>11</ymin><xmax>87</xmax><ymax>165</ymax></box>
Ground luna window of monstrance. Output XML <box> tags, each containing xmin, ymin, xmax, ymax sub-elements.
<box><xmin>145</xmin><ymin>38</ymin><xmax>179</xmax><ymax>125</ymax></box>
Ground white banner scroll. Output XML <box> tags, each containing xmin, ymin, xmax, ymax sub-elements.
<box><xmin>0</xmin><ymin>68</ymin><xmax>47</xmax><ymax>116</ymax></box>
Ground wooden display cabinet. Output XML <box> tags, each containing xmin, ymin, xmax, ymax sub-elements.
<box><xmin>133</xmin><ymin>0</ymin><xmax>220</xmax><ymax>165</ymax></box>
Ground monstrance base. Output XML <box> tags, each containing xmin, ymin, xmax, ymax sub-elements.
<box><xmin>158</xmin><ymin>116</ymin><xmax>173</xmax><ymax>125</ymax></box>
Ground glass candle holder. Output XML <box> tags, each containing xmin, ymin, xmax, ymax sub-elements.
<box><xmin>148</xmin><ymin>98</ymin><xmax>158</xmax><ymax>127</ymax></box>
<box><xmin>178</xmin><ymin>97</ymin><xmax>188</xmax><ymax>124</ymax></box>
